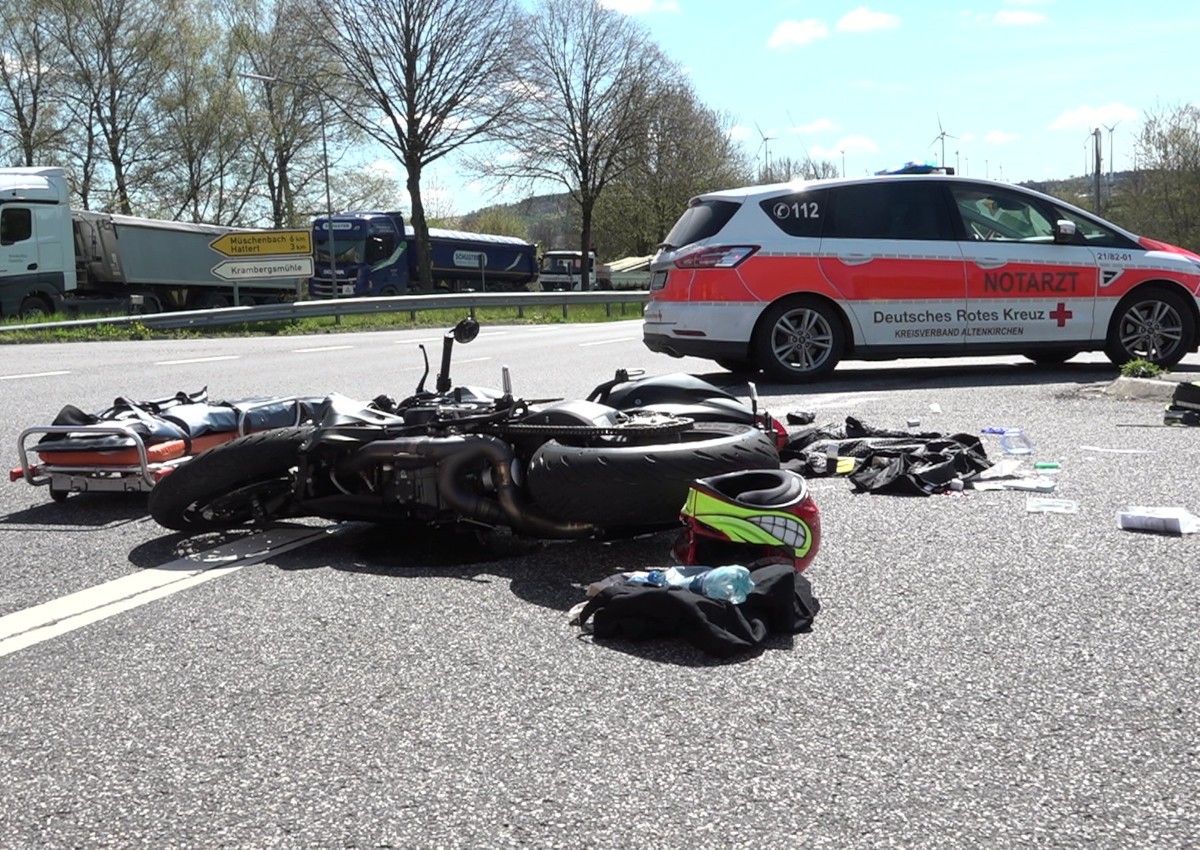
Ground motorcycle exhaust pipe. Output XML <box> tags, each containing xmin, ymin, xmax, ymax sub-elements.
<box><xmin>335</xmin><ymin>434</ymin><xmax>599</xmax><ymax>539</ymax></box>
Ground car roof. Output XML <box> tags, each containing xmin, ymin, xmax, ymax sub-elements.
<box><xmin>691</xmin><ymin>174</ymin><xmax>1142</xmax><ymax>243</ymax></box>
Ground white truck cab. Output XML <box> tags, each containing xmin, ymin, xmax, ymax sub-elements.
<box><xmin>538</xmin><ymin>250</ymin><xmax>611</xmax><ymax>290</ymax></box>
<box><xmin>0</xmin><ymin>167</ymin><xmax>76</xmax><ymax>316</ymax></box>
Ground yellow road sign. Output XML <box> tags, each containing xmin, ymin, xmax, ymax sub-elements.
<box><xmin>209</xmin><ymin>229</ymin><xmax>311</xmax><ymax>258</ymax></box>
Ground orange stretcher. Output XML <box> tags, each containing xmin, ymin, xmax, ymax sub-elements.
<box><xmin>10</xmin><ymin>391</ymin><xmax>321</xmax><ymax>501</ymax></box>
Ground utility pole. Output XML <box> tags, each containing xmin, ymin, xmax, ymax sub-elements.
<box><xmin>1093</xmin><ymin>127</ymin><xmax>1102</xmax><ymax>212</ymax></box>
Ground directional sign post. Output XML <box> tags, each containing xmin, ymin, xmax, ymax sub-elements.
<box><xmin>208</xmin><ymin>229</ymin><xmax>314</xmax><ymax>304</ymax></box>
<box><xmin>211</xmin><ymin>256</ymin><xmax>314</xmax><ymax>281</ymax></box>
<box><xmin>209</xmin><ymin>229</ymin><xmax>311</xmax><ymax>258</ymax></box>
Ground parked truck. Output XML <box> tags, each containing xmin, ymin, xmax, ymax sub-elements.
<box><xmin>309</xmin><ymin>211</ymin><xmax>538</xmax><ymax>298</ymax></box>
<box><xmin>0</xmin><ymin>167</ymin><xmax>302</xmax><ymax>318</ymax></box>
<box><xmin>536</xmin><ymin>250</ymin><xmax>612</xmax><ymax>291</ymax></box>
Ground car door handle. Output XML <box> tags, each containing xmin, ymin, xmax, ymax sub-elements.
<box><xmin>835</xmin><ymin>253</ymin><xmax>874</xmax><ymax>266</ymax></box>
<box><xmin>27</xmin><ymin>262</ymin><xmax>38</xmax><ymax>270</ymax></box>
<box><xmin>972</xmin><ymin>258</ymin><xmax>1006</xmax><ymax>269</ymax></box>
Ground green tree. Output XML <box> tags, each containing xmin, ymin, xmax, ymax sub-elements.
<box><xmin>0</xmin><ymin>0</ymin><xmax>71</xmax><ymax>166</ymax></box>
<box><xmin>137</xmin><ymin>3</ymin><xmax>262</xmax><ymax>224</ymax></box>
<box><xmin>312</xmin><ymin>0</ymin><xmax>525</xmax><ymax>291</ymax></box>
<box><xmin>485</xmin><ymin>0</ymin><xmax>659</xmax><ymax>287</ymax></box>
<box><xmin>48</xmin><ymin>0</ymin><xmax>181</xmax><ymax>214</ymax></box>
<box><xmin>1115</xmin><ymin>103</ymin><xmax>1200</xmax><ymax>251</ymax></box>
<box><xmin>462</xmin><ymin>207</ymin><xmax>530</xmax><ymax>240</ymax></box>
<box><xmin>592</xmin><ymin>81</ymin><xmax>751</xmax><ymax>259</ymax></box>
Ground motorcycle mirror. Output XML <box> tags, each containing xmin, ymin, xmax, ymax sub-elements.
<box><xmin>415</xmin><ymin>344</ymin><xmax>431</xmax><ymax>393</ymax></box>
<box><xmin>450</xmin><ymin>317</ymin><xmax>480</xmax><ymax>344</ymax></box>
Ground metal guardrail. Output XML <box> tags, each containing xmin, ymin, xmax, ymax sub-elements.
<box><xmin>0</xmin><ymin>290</ymin><xmax>650</xmax><ymax>333</ymax></box>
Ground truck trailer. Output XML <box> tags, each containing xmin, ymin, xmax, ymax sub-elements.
<box><xmin>310</xmin><ymin>211</ymin><xmax>538</xmax><ymax>297</ymax></box>
<box><xmin>1</xmin><ymin>166</ymin><xmax>300</xmax><ymax>318</ymax></box>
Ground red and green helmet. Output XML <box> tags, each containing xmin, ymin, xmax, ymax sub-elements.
<box><xmin>675</xmin><ymin>468</ymin><xmax>821</xmax><ymax>573</ymax></box>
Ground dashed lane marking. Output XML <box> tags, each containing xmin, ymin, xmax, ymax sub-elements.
<box><xmin>578</xmin><ymin>337</ymin><xmax>638</xmax><ymax>347</ymax></box>
<box><xmin>154</xmin><ymin>355</ymin><xmax>241</xmax><ymax>366</ymax></box>
<box><xmin>1</xmin><ymin>371</ymin><xmax>71</xmax><ymax>380</ymax></box>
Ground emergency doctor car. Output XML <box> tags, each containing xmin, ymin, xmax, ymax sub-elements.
<box><xmin>643</xmin><ymin>172</ymin><xmax>1200</xmax><ymax>382</ymax></box>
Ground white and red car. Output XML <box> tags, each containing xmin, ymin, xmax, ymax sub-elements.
<box><xmin>643</xmin><ymin>174</ymin><xmax>1200</xmax><ymax>381</ymax></box>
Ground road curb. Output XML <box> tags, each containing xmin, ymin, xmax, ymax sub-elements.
<box><xmin>1102</xmin><ymin>375</ymin><xmax>1181</xmax><ymax>401</ymax></box>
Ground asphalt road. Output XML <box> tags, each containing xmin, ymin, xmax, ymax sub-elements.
<box><xmin>1</xmin><ymin>322</ymin><xmax>1198</xmax><ymax>849</ymax></box>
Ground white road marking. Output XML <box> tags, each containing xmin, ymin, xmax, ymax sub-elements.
<box><xmin>292</xmin><ymin>345</ymin><xmax>355</xmax><ymax>353</ymax></box>
<box><xmin>0</xmin><ymin>370</ymin><xmax>71</xmax><ymax>380</ymax></box>
<box><xmin>396</xmin><ymin>331</ymin><xmax>510</xmax><ymax>344</ymax></box>
<box><xmin>154</xmin><ymin>355</ymin><xmax>241</xmax><ymax>366</ymax></box>
<box><xmin>0</xmin><ymin>526</ymin><xmax>335</xmax><ymax>657</ymax></box>
<box><xmin>578</xmin><ymin>337</ymin><xmax>638</xmax><ymax>347</ymax></box>
<box><xmin>804</xmin><ymin>393</ymin><xmax>882</xmax><ymax>408</ymax></box>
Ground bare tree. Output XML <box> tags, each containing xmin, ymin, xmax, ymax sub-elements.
<box><xmin>311</xmin><ymin>0</ymin><xmax>524</xmax><ymax>291</ymax></box>
<box><xmin>226</xmin><ymin>0</ymin><xmax>367</xmax><ymax>227</ymax></box>
<box><xmin>0</xmin><ymin>0</ymin><xmax>71</xmax><ymax>166</ymax></box>
<box><xmin>47</xmin><ymin>0</ymin><xmax>180</xmax><ymax>214</ymax></box>
<box><xmin>479</xmin><ymin>0</ymin><xmax>658</xmax><ymax>287</ymax></box>
<box><xmin>762</xmin><ymin>154</ymin><xmax>839</xmax><ymax>184</ymax></box>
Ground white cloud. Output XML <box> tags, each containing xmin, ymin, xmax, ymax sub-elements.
<box><xmin>767</xmin><ymin>19</ymin><xmax>829</xmax><ymax>49</ymax></box>
<box><xmin>729</xmin><ymin>125</ymin><xmax>754</xmax><ymax>142</ymax></box>
<box><xmin>994</xmin><ymin>9</ymin><xmax>1045</xmax><ymax>24</ymax></box>
<box><xmin>837</xmin><ymin>7</ymin><xmax>901</xmax><ymax>32</ymax></box>
<box><xmin>790</xmin><ymin>118</ymin><xmax>838</xmax><ymax>134</ymax></box>
<box><xmin>985</xmin><ymin>130</ymin><xmax>1019</xmax><ymax>144</ymax></box>
<box><xmin>1050</xmin><ymin>102</ymin><xmax>1139</xmax><ymax>131</ymax></box>
<box><xmin>811</xmin><ymin>135</ymin><xmax>879</xmax><ymax>158</ymax></box>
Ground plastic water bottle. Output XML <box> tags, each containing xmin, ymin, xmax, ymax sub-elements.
<box><xmin>999</xmin><ymin>428</ymin><xmax>1035</xmax><ymax>455</ymax></box>
<box><xmin>698</xmin><ymin>565</ymin><xmax>754</xmax><ymax>604</ymax></box>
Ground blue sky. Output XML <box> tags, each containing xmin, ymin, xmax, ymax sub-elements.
<box><xmin>424</xmin><ymin>0</ymin><xmax>1200</xmax><ymax>213</ymax></box>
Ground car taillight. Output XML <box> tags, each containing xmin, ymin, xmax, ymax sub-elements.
<box><xmin>674</xmin><ymin>245</ymin><xmax>758</xmax><ymax>269</ymax></box>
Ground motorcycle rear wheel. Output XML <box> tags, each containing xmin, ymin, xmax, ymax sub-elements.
<box><xmin>148</xmin><ymin>427</ymin><xmax>313</xmax><ymax>531</ymax></box>
<box><xmin>526</xmin><ymin>422</ymin><xmax>779</xmax><ymax>529</ymax></box>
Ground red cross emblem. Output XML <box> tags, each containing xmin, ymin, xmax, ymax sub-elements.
<box><xmin>1049</xmin><ymin>302</ymin><xmax>1073</xmax><ymax>327</ymax></box>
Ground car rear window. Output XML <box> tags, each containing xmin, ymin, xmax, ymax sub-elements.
<box><xmin>759</xmin><ymin>189</ymin><xmax>830</xmax><ymax>238</ymax></box>
<box><xmin>661</xmin><ymin>199</ymin><xmax>741</xmax><ymax>249</ymax></box>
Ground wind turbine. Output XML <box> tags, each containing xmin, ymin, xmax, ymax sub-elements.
<box><xmin>755</xmin><ymin>122</ymin><xmax>777</xmax><ymax>181</ymax></box>
<box><xmin>1101</xmin><ymin>121</ymin><xmax>1120</xmax><ymax>188</ymax></box>
<box><xmin>930</xmin><ymin>115</ymin><xmax>957</xmax><ymax>168</ymax></box>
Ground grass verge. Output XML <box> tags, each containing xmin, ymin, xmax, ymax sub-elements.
<box><xmin>0</xmin><ymin>302</ymin><xmax>644</xmax><ymax>344</ymax></box>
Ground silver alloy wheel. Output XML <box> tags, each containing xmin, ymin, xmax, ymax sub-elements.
<box><xmin>1116</xmin><ymin>298</ymin><xmax>1185</xmax><ymax>361</ymax></box>
<box><xmin>770</xmin><ymin>305</ymin><xmax>836</xmax><ymax>373</ymax></box>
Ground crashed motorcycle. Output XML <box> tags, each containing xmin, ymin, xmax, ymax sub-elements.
<box><xmin>148</xmin><ymin>318</ymin><xmax>783</xmax><ymax>539</ymax></box>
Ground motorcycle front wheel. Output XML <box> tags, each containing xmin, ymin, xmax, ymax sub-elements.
<box><xmin>148</xmin><ymin>426</ymin><xmax>313</xmax><ymax>531</ymax></box>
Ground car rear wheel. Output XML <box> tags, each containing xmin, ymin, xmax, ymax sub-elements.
<box><xmin>753</xmin><ymin>297</ymin><xmax>844</xmax><ymax>382</ymax></box>
<box><xmin>1103</xmin><ymin>287</ymin><xmax>1196</xmax><ymax>369</ymax></box>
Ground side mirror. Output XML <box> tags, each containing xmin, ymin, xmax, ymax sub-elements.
<box><xmin>1053</xmin><ymin>219</ymin><xmax>1077</xmax><ymax>244</ymax></box>
<box><xmin>450</xmin><ymin>316</ymin><xmax>480</xmax><ymax>343</ymax></box>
